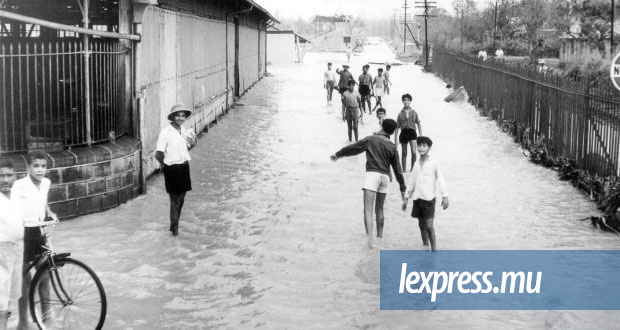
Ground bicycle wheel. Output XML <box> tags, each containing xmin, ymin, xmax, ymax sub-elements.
<box><xmin>29</xmin><ymin>257</ymin><xmax>107</xmax><ymax>330</ymax></box>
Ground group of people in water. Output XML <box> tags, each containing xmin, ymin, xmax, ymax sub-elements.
<box><xmin>324</xmin><ymin>62</ymin><xmax>449</xmax><ymax>250</ymax></box>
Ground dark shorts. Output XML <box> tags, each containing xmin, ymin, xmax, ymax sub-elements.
<box><xmin>163</xmin><ymin>162</ymin><xmax>192</xmax><ymax>194</ymax></box>
<box><xmin>359</xmin><ymin>84</ymin><xmax>371</xmax><ymax>97</ymax></box>
<box><xmin>338</xmin><ymin>86</ymin><xmax>348</xmax><ymax>94</ymax></box>
<box><xmin>411</xmin><ymin>198</ymin><xmax>436</xmax><ymax>220</ymax></box>
<box><xmin>345</xmin><ymin>107</ymin><xmax>359</xmax><ymax>121</ymax></box>
<box><xmin>399</xmin><ymin>127</ymin><xmax>418</xmax><ymax>144</ymax></box>
<box><xmin>23</xmin><ymin>227</ymin><xmax>46</xmax><ymax>264</ymax></box>
<box><xmin>326</xmin><ymin>81</ymin><xmax>335</xmax><ymax>89</ymax></box>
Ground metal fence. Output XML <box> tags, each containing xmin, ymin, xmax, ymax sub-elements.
<box><xmin>433</xmin><ymin>49</ymin><xmax>620</xmax><ymax>179</ymax></box>
<box><xmin>0</xmin><ymin>39</ymin><xmax>129</xmax><ymax>153</ymax></box>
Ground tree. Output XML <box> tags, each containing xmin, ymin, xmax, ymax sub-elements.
<box><xmin>574</xmin><ymin>0</ymin><xmax>615</xmax><ymax>52</ymax></box>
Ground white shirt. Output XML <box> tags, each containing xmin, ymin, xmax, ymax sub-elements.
<box><xmin>324</xmin><ymin>69</ymin><xmax>336</xmax><ymax>83</ymax></box>
<box><xmin>11</xmin><ymin>176</ymin><xmax>50</xmax><ymax>227</ymax></box>
<box><xmin>405</xmin><ymin>156</ymin><xmax>448</xmax><ymax>201</ymax></box>
<box><xmin>156</xmin><ymin>124</ymin><xmax>192</xmax><ymax>165</ymax></box>
<box><xmin>0</xmin><ymin>192</ymin><xmax>23</xmax><ymax>242</ymax></box>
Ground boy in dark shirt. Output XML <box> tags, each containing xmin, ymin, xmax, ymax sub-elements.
<box><xmin>331</xmin><ymin>119</ymin><xmax>406</xmax><ymax>248</ymax></box>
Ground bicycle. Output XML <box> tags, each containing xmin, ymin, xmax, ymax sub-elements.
<box><xmin>23</xmin><ymin>218</ymin><xmax>107</xmax><ymax>330</ymax></box>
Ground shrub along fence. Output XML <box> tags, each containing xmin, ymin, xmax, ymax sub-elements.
<box><xmin>433</xmin><ymin>48</ymin><xmax>620</xmax><ymax>232</ymax></box>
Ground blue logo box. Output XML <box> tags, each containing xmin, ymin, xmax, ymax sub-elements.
<box><xmin>380</xmin><ymin>250</ymin><xmax>620</xmax><ymax>310</ymax></box>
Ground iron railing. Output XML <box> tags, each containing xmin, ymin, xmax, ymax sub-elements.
<box><xmin>0</xmin><ymin>39</ymin><xmax>129</xmax><ymax>153</ymax></box>
<box><xmin>433</xmin><ymin>49</ymin><xmax>620</xmax><ymax>179</ymax></box>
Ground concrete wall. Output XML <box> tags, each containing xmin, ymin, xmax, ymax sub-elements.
<box><xmin>138</xmin><ymin>7</ymin><xmax>234</xmax><ymax>177</ymax></box>
<box><xmin>238</xmin><ymin>25</ymin><xmax>261</xmax><ymax>95</ymax></box>
<box><xmin>6</xmin><ymin>138</ymin><xmax>141</xmax><ymax>219</ymax></box>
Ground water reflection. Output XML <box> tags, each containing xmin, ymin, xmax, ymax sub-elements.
<box><xmin>46</xmin><ymin>40</ymin><xmax>620</xmax><ymax>329</ymax></box>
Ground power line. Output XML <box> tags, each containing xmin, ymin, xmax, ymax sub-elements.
<box><xmin>414</xmin><ymin>0</ymin><xmax>436</xmax><ymax>68</ymax></box>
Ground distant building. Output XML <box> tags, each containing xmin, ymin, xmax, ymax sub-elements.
<box><xmin>267</xmin><ymin>23</ymin><xmax>310</xmax><ymax>64</ymax></box>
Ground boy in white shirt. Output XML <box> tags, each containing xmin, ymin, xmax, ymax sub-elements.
<box><xmin>323</xmin><ymin>62</ymin><xmax>336</xmax><ymax>103</ymax></box>
<box><xmin>373</xmin><ymin>108</ymin><xmax>386</xmax><ymax>135</ymax></box>
<box><xmin>155</xmin><ymin>103</ymin><xmax>196</xmax><ymax>236</ymax></box>
<box><xmin>0</xmin><ymin>159</ymin><xmax>21</xmax><ymax>330</ymax></box>
<box><xmin>402</xmin><ymin>136</ymin><xmax>449</xmax><ymax>251</ymax></box>
<box><xmin>13</xmin><ymin>152</ymin><xmax>57</xmax><ymax>330</ymax></box>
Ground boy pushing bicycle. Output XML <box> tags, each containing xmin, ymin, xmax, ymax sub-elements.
<box><xmin>12</xmin><ymin>152</ymin><xmax>57</xmax><ymax>330</ymax></box>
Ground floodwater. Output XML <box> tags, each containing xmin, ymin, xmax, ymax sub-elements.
<box><xmin>24</xmin><ymin>40</ymin><xmax>620</xmax><ymax>329</ymax></box>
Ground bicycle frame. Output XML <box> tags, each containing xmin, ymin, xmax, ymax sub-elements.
<box><xmin>24</xmin><ymin>224</ymin><xmax>74</xmax><ymax>307</ymax></box>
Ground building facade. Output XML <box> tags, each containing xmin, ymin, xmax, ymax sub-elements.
<box><xmin>0</xmin><ymin>0</ymin><xmax>275</xmax><ymax>218</ymax></box>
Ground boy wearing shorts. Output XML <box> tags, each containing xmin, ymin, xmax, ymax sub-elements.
<box><xmin>395</xmin><ymin>93</ymin><xmax>422</xmax><ymax>172</ymax></box>
<box><xmin>13</xmin><ymin>152</ymin><xmax>57</xmax><ymax>330</ymax></box>
<box><xmin>331</xmin><ymin>119</ymin><xmax>406</xmax><ymax>247</ymax></box>
<box><xmin>0</xmin><ymin>159</ymin><xmax>21</xmax><ymax>330</ymax></box>
<box><xmin>384</xmin><ymin>64</ymin><xmax>392</xmax><ymax>95</ymax></box>
<box><xmin>401</xmin><ymin>136</ymin><xmax>449</xmax><ymax>251</ymax></box>
<box><xmin>372</xmin><ymin>68</ymin><xmax>386</xmax><ymax>112</ymax></box>
<box><xmin>341</xmin><ymin>79</ymin><xmax>363</xmax><ymax>142</ymax></box>
<box><xmin>358</xmin><ymin>64</ymin><xmax>373</xmax><ymax>114</ymax></box>
<box><xmin>323</xmin><ymin>62</ymin><xmax>336</xmax><ymax>103</ymax></box>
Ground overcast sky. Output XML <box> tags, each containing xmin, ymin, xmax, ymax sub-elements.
<box><xmin>255</xmin><ymin>0</ymin><xmax>488</xmax><ymax>20</ymax></box>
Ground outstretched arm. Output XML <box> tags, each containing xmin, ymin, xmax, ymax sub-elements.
<box><xmin>331</xmin><ymin>137</ymin><xmax>369</xmax><ymax>161</ymax></box>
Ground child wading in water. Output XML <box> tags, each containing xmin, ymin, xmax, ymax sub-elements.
<box><xmin>331</xmin><ymin>119</ymin><xmax>406</xmax><ymax>248</ymax></box>
<box><xmin>341</xmin><ymin>79</ymin><xmax>362</xmax><ymax>142</ymax></box>
<box><xmin>402</xmin><ymin>136</ymin><xmax>449</xmax><ymax>251</ymax></box>
<box><xmin>374</xmin><ymin>107</ymin><xmax>386</xmax><ymax>134</ymax></box>
<box><xmin>384</xmin><ymin>64</ymin><xmax>392</xmax><ymax>95</ymax></box>
<box><xmin>372</xmin><ymin>68</ymin><xmax>386</xmax><ymax>112</ymax></box>
<box><xmin>395</xmin><ymin>94</ymin><xmax>422</xmax><ymax>172</ymax></box>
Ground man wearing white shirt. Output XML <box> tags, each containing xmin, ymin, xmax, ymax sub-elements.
<box><xmin>402</xmin><ymin>136</ymin><xmax>449</xmax><ymax>251</ymax></box>
<box><xmin>155</xmin><ymin>103</ymin><xmax>197</xmax><ymax>236</ymax></box>
<box><xmin>0</xmin><ymin>159</ymin><xmax>21</xmax><ymax>330</ymax></box>
<box><xmin>323</xmin><ymin>62</ymin><xmax>336</xmax><ymax>103</ymax></box>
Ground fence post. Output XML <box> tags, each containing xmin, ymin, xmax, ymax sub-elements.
<box><xmin>82</xmin><ymin>0</ymin><xmax>92</xmax><ymax>146</ymax></box>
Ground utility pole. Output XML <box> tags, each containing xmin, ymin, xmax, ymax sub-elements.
<box><xmin>403</xmin><ymin>0</ymin><xmax>409</xmax><ymax>53</ymax></box>
<box><xmin>461</xmin><ymin>9</ymin><xmax>464</xmax><ymax>51</ymax></box>
<box><xmin>612</xmin><ymin>0</ymin><xmax>615</xmax><ymax>57</ymax></box>
<box><xmin>493</xmin><ymin>1</ymin><xmax>498</xmax><ymax>49</ymax></box>
<box><xmin>415</xmin><ymin>0</ymin><xmax>436</xmax><ymax>68</ymax></box>
<box><xmin>392</xmin><ymin>10</ymin><xmax>396</xmax><ymax>42</ymax></box>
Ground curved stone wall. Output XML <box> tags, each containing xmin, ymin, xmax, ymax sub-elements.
<box><xmin>6</xmin><ymin>138</ymin><xmax>142</xmax><ymax>219</ymax></box>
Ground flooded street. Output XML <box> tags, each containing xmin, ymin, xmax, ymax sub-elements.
<box><xmin>46</xmin><ymin>41</ymin><xmax>620</xmax><ymax>329</ymax></box>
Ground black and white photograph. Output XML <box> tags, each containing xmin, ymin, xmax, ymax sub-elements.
<box><xmin>1</xmin><ymin>0</ymin><xmax>620</xmax><ymax>329</ymax></box>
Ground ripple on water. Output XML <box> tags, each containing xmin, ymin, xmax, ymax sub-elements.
<box><xmin>45</xmin><ymin>44</ymin><xmax>620</xmax><ymax>329</ymax></box>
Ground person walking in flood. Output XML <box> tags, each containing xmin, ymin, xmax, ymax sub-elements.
<box><xmin>394</xmin><ymin>93</ymin><xmax>422</xmax><ymax>172</ymax></box>
<box><xmin>13</xmin><ymin>152</ymin><xmax>57</xmax><ymax>330</ymax></box>
<box><xmin>0</xmin><ymin>159</ymin><xmax>21</xmax><ymax>330</ymax></box>
<box><xmin>372</xmin><ymin>68</ymin><xmax>386</xmax><ymax>112</ymax></box>
<box><xmin>323</xmin><ymin>62</ymin><xmax>336</xmax><ymax>103</ymax></box>
<box><xmin>383</xmin><ymin>64</ymin><xmax>392</xmax><ymax>95</ymax></box>
<box><xmin>373</xmin><ymin>107</ymin><xmax>387</xmax><ymax>134</ymax></box>
<box><xmin>336</xmin><ymin>64</ymin><xmax>355</xmax><ymax>95</ymax></box>
<box><xmin>341</xmin><ymin>80</ymin><xmax>363</xmax><ymax>142</ymax></box>
<box><xmin>358</xmin><ymin>64</ymin><xmax>373</xmax><ymax>114</ymax></box>
<box><xmin>337</xmin><ymin>65</ymin><xmax>355</xmax><ymax>115</ymax></box>
<box><xmin>330</xmin><ymin>119</ymin><xmax>406</xmax><ymax>248</ymax></box>
<box><xmin>401</xmin><ymin>136</ymin><xmax>449</xmax><ymax>251</ymax></box>
<box><xmin>155</xmin><ymin>103</ymin><xmax>197</xmax><ymax>236</ymax></box>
